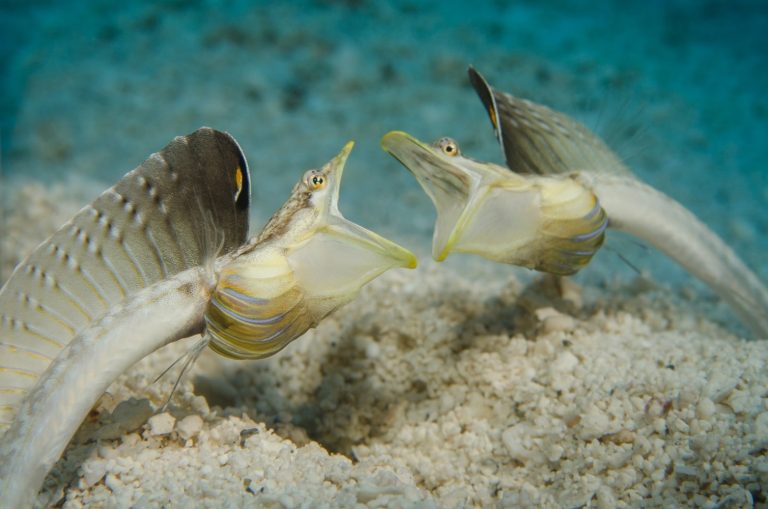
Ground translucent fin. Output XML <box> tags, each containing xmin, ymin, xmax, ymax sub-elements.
<box><xmin>0</xmin><ymin>128</ymin><xmax>250</xmax><ymax>434</ymax></box>
<box><xmin>468</xmin><ymin>66</ymin><xmax>631</xmax><ymax>176</ymax></box>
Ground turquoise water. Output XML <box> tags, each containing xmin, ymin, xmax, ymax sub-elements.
<box><xmin>1</xmin><ymin>3</ymin><xmax>767</xmax><ymax>505</ymax></box>
<box><xmin>2</xmin><ymin>0</ymin><xmax>767</xmax><ymax>289</ymax></box>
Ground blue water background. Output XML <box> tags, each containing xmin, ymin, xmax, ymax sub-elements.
<box><xmin>2</xmin><ymin>0</ymin><xmax>766</xmax><ymax>294</ymax></box>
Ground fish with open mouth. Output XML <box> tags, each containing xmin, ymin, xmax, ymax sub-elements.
<box><xmin>0</xmin><ymin>128</ymin><xmax>416</xmax><ymax>508</ymax></box>
<box><xmin>381</xmin><ymin>67</ymin><xmax>768</xmax><ymax>338</ymax></box>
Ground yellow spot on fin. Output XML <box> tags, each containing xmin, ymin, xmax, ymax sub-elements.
<box><xmin>234</xmin><ymin>166</ymin><xmax>243</xmax><ymax>201</ymax></box>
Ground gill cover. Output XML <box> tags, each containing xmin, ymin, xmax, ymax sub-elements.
<box><xmin>205</xmin><ymin>251</ymin><xmax>313</xmax><ymax>359</ymax></box>
<box><xmin>205</xmin><ymin>142</ymin><xmax>416</xmax><ymax>360</ymax></box>
<box><xmin>0</xmin><ymin>127</ymin><xmax>250</xmax><ymax>435</ymax></box>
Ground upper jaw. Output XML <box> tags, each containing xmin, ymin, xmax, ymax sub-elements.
<box><xmin>325</xmin><ymin>140</ymin><xmax>353</xmax><ymax>215</ymax></box>
<box><xmin>380</xmin><ymin>131</ymin><xmax>474</xmax><ymax>204</ymax></box>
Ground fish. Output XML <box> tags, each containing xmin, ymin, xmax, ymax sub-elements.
<box><xmin>381</xmin><ymin>68</ymin><xmax>768</xmax><ymax>338</ymax></box>
<box><xmin>0</xmin><ymin>128</ymin><xmax>251</xmax><ymax>438</ymax></box>
<box><xmin>0</xmin><ymin>129</ymin><xmax>416</xmax><ymax>508</ymax></box>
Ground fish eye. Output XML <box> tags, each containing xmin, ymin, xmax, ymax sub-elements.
<box><xmin>303</xmin><ymin>170</ymin><xmax>327</xmax><ymax>191</ymax></box>
<box><xmin>436</xmin><ymin>137</ymin><xmax>460</xmax><ymax>157</ymax></box>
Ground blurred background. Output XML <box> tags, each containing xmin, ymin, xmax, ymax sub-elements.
<box><xmin>1</xmin><ymin>0</ymin><xmax>766</xmax><ymax>292</ymax></box>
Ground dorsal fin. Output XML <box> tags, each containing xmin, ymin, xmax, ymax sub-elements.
<box><xmin>468</xmin><ymin>66</ymin><xmax>631</xmax><ymax>176</ymax></box>
<box><xmin>0</xmin><ymin>127</ymin><xmax>250</xmax><ymax>434</ymax></box>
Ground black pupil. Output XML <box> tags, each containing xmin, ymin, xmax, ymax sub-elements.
<box><xmin>446</xmin><ymin>145</ymin><xmax>454</xmax><ymax>152</ymax></box>
<box><xmin>313</xmin><ymin>176</ymin><xmax>322</xmax><ymax>185</ymax></box>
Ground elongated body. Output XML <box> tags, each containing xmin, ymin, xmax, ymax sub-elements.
<box><xmin>584</xmin><ymin>173</ymin><xmax>768</xmax><ymax>337</ymax></box>
<box><xmin>0</xmin><ymin>132</ymin><xmax>415</xmax><ymax>508</ymax></box>
<box><xmin>382</xmin><ymin>68</ymin><xmax>768</xmax><ymax>337</ymax></box>
<box><xmin>0</xmin><ymin>267</ymin><xmax>214</xmax><ymax>508</ymax></box>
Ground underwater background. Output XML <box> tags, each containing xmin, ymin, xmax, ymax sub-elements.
<box><xmin>2</xmin><ymin>1</ymin><xmax>768</xmax><ymax>507</ymax></box>
<box><xmin>2</xmin><ymin>0</ymin><xmax>767</xmax><ymax>305</ymax></box>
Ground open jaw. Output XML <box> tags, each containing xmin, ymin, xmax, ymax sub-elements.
<box><xmin>286</xmin><ymin>141</ymin><xmax>417</xmax><ymax>301</ymax></box>
<box><xmin>380</xmin><ymin>130</ymin><xmax>540</xmax><ymax>263</ymax></box>
<box><xmin>207</xmin><ymin>141</ymin><xmax>418</xmax><ymax>360</ymax></box>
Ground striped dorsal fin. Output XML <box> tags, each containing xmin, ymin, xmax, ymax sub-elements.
<box><xmin>0</xmin><ymin>127</ymin><xmax>250</xmax><ymax>434</ymax></box>
<box><xmin>469</xmin><ymin>66</ymin><xmax>631</xmax><ymax>176</ymax></box>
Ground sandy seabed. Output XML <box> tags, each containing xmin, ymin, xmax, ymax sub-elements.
<box><xmin>4</xmin><ymin>184</ymin><xmax>766</xmax><ymax>509</ymax></box>
<box><xmin>2</xmin><ymin>3</ymin><xmax>767</xmax><ymax>507</ymax></box>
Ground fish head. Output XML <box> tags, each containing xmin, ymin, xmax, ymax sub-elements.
<box><xmin>282</xmin><ymin>141</ymin><xmax>417</xmax><ymax>300</ymax></box>
<box><xmin>381</xmin><ymin>130</ymin><xmax>540</xmax><ymax>263</ymax></box>
<box><xmin>381</xmin><ymin>131</ymin><xmax>607</xmax><ymax>274</ymax></box>
<box><xmin>206</xmin><ymin>141</ymin><xmax>417</xmax><ymax>359</ymax></box>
